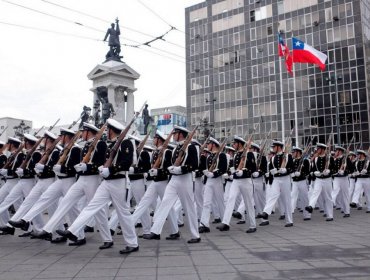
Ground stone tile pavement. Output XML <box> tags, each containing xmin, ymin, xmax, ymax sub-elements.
<box><xmin>1</xmin><ymin>209</ymin><xmax>370</xmax><ymax>280</ymax></box>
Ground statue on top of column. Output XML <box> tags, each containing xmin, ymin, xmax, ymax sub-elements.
<box><xmin>103</xmin><ymin>18</ymin><xmax>122</xmax><ymax>62</ymax></box>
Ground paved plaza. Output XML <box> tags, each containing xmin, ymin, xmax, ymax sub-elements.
<box><xmin>0</xmin><ymin>209</ymin><xmax>370</xmax><ymax>280</ymax></box>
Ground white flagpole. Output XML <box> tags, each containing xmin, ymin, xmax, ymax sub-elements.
<box><xmin>291</xmin><ymin>37</ymin><xmax>299</xmax><ymax>146</ymax></box>
<box><xmin>279</xmin><ymin>56</ymin><xmax>285</xmax><ymax>141</ymax></box>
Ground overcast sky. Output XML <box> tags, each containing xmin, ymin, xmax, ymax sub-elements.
<box><xmin>0</xmin><ymin>0</ymin><xmax>202</xmax><ymax>128</ymax></box>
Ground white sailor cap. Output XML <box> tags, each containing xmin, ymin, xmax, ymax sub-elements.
<box><xmin>44</xmin><ymin>130</ymin><xmax>58</xmax><ymax>140</ymax></box>
<box><xmin>348</xmin><ymin>151</ymin><xmax>356</xmax><ymax>156</ymax></box>
<box><xmin>0</xmin><ymin>140</ymin><xmax>5</xmax><ymax>146</ymax></box>
<box><xmin>357</xmin><ymin>149</ymin><xmax>367</xmax><ymax>155</ymax></box>
<box><xmin>191</xmin><ymin>138</ymin><xmax>201</xmax><ymax>146</ymax></box>
<box><xmin>335</xmin><ymin>145</ymin><xmax>345</xmax><ymax>152</ymax></box>
<box><xmin>107</xmin><ymin>118</ymin><xmax>124</xmax><ymax>131</ymax></box>
<box><xmin>128</xmin><ymin>134</ymin><xmax>141</xmax><ymax>143</ymax></box>
<box><xmin>60</xmin><ymin>127</ymin><xmax>75</xmax><ymax>136</ymax></box>
<box><xmin>208</xmin><ymin>137</ymin><xmax>220</xmax><ymax>146</ymax></box>
<box><xmin>271</xmin><ymin>140</ymin><xmax>284</xmax><ymax>147</ymax></box>
<box><xmin>143</xmin><ymin>145</ymin><xmax>154</xmax><ymax>152</ymax></box>
<box><xmin>173</xmin><ymin>125</ymin><xmax>189</xmax><ymax>134</ymax></box>
<box><xmin>225</xmin><ymin>146</ymin><xmax>235</xmax><ymax>152</ymax></box>
<box><xmin>251</xmin><ymin>143</ymin><xmax>260</xmax><ymax>150</ymax></box>
<box><xmin>316</xmin><ymin>143</ymin><xmax>327</xmax><ymax>149</ymax></box>
<box><xmin>233</xmin><ymin>135</ymin><xmax>246</xmax><ymax>144</ymax></box>
<box><xmin>292</xmin><ymin>146</ymin><xmax>303</xmax><ymax>153</ymax></box>
<box><xmin>82</xmin><ymin>122</ymin><xmax>99</xmax><ymax>133</ymax></box>
<box><xmin>203</xmin><ymin>148</ymin><xmax>211</xmax><ymax>154</ymax></box>
<box><xmin>23</xmin><ymin>133</ymin><xmax>38</xmax><ymax>143</ymax></box>
<box><xmin>154</xmin><ymin>130</ymin><xmax>166</xmax><ymax>141</ymax></box>
<box><xmin>7</xmin><ymin>137</ymin><xmax>22</xmax><ymax>144</ymax></box>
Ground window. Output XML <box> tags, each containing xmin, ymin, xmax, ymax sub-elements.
<box><xmin>346</xmin><ymin>3</ymin><xmax>353</xmax><ymax>17</ymax></box>
<box><xmin>325</xmin><ymin>8</ymin><xmax>332</xmax><ymax>22</ymax></box>
<box><xmin>339</xmin><ymin>91</ymin><xmax>351</xmax><ymax>105</ymax></box>
<box><xmin>252</xmin><ymin>84</ymin><xmax>259</xmax><ymax>98</ymax></box>
<box><xmin>203</xmin><ymin>58</ymin><xmax>209</xmax><ymax>70</ymax></box>
<box><xmin>252</xmin><ymin>65</ymin><xmax>258</xmax><ymax>78</ymax></box>
<box><xmin>347</xmin><ymin>24</ymin><xmax>355</xmax><ymax>39</ymax></box>
<box><xmin>250</xmin><ymin>28</ymin><xmax>256</xmax><ymax>41</ymax></box>
<box><xmin>204</xmin><ymin>75</ymin><xmax>209</xmax><ymax>88</ymax></box>
<box><xmin>269</xmin><ymin>61</ymin><xmax>275</xmax><ymax>75</ymax></box>
<box><xmin>326</xmin><ymin>29</ymin><xmax>333</xmax><ymax>43</ymax></box>
<box><xmin>190</xmin><ymin>61</ymin><xmax>195</xmax><ymax>73</ymax></box>
<box><xmin>277</xmin><ymin>1</ymin><xmax>284</xmax><ymax>15</ymax></box>
<box><xmin>235</xmin><ymin>87</ymin><xmax>242</xmax><ymax>100</ymax></box>
<box><xmin>190</xmin><ymin>44</ymin><xmax>195</xmax><ymax>56</ymax></box>
<box><xmin>255</xmin><ymin>5</ymin><xmax>272</xmax><ymax>21</ymax></box>
<box><xmin>348</xmin><ymin>45</ymin><xmax>356</xmax><ymax>60</ymax></box>
<box><xmin>203</xmin><ymin>41</ymin><xmax>208</xmax><ymax>53</ymax></box>
<box><xmin>250</xmin><ymin>10</ymin><xmax>255</xmax><ymax>22</ymax></box>
<box><xmin>219</xmin><ymin>72</ymin><xmax>225</xmax><ymax>85</ymax></box>
<box><xmin>235</xmin><ymin>69</ymin><xmax>241</xmax><ymax>82</ymax></box>
<box><xmin>251</xmin><ymin>46</ymin><xmax>257</xmax><ymax>59</ymax></box>
<box><xmin>267</xmin><ymin>25</ymin><xmax>273</xmax><ymax>36</ymax></box>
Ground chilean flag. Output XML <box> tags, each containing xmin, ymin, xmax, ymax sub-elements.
<box><xmin>277</xmin><ymin>33</ymin><xmax>293</xmax><ymax>75</ymax></box>
<box><xmin>292</xmin><ymin>37</ymin><xmax>327</xmax><ymax>71</ymax></box>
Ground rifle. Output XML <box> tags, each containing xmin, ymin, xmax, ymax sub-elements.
<box><xmin>68</xmin><ymin>116</ymin><xmax>81</xmax><ymax>129</ymax></box>
<box><xmin>104</xmin><ymin>102</ymin><xmax>147</xmax><ymax>168</ymax></box>
<box><xmin>57</xmin><ymin>131</ymin><xmax>83</xmax><ymax>165</ymax></box>
<box><xmin>19</xmin><ymin>137</ymin><xmax>44</xmax><ymax>170</ymax></box>
<box><xmin>33</xmin><ymin>126</ymin><xmax>44</xmax><ymax>136</ymax></box>
<box><xmin>134</xmin><ymin>126</ymin><xmax>154</xmax><ymax>161</ymax></box>
<box><xmin>3</xmin><ymin>143</ymin><xmax>25</xmax><ymax>169</ymax></box>
<box><xmin>0</xmin><ymin>126</ymin><xmax>8</xmax><ymax>137</ymax></box>
<box><xmin>237</xmin><ymin>123</ymin><xmax>259</xmax><ymax>170</ymax></box>
<box><xmin>297</xmin><ymin>137</ymin><xmax>313</xmax><ymax>172</ymax></box>
<box><xmin>48</xmin><ymin>118</ymin><xmax>60</xmax><ymax>131</ymax></box>
<box><xmin>152</xmin><ymin>129</ymin><xmax>174</xmax><ymax>169</ymax></box>
<box><xmin>81</xmin><ymin>124</ymin><xmax>107</xmax><ymax>164</ymax></box>
<box><xmin>338</xmin><ymin>136</ymin><xmax>355</xmax><ymax>172</ymax></box>
<box><xmin>281</xmin><ymin>127</ymin><xmax>295</xmax><ymax>169</ymax></box>
<box><xmin>324</xmin><ymin>133</ymin><xmax>334</xmax><ymax>169</ymax></box>
<box><xmin>199</xmin><ymin>128</ymin><xmax>215</xmax><ymax>155</ymax></box>
<box><xmin>173</xmin><ymin>125</ymin><xmax>199</xmax><ymax>167</ymax></box>
<box><xmin>208</xmin><ymin>129</ymin><xmax>233</xmax><ymax>172</ymax></box>
<box><xmin>256</xmin><ymin>130</ymin><xmax>272</xmax><ymax>169</ymax></box>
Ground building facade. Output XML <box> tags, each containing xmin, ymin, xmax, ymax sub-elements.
<box><xmin>185</xmin><ymin>0</ymin><xmax>370</xmax><ymax>148</ymax></box>
<box><xmin>151</xmin><ymin>106</ymin><xmax>187</xmax><ymax>135</ymax></box>
<box><xmin>0</xmin><ymin>117</ymin><xmax>33</xmax><ymax>142</ymax></box>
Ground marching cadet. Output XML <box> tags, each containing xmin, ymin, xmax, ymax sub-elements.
<box><xmin>251</xmin><ymin>143</ymin><xmax>268</xmax><ymax>220</ymax></box>
<box><xmin>8</xmin><ymin>131</ymin><xmax>60</xmax><ymax>232</ymax></box>
<box><xmin>0</xmin><ymin>141</ymin><xmax>7</xmax><ymax>187</ymax></box>
<box><xmin>331</xmin><ymin>146</ymin><xmax>350</xmax><ymax>218</ymax></box>
<box><xmin>305</xmin><ymin>143</ymin><xmax>335</xmax><ymax>221</ymax></box>
<box><xmin>57</xmin><ymin>119</ymin><xmax>139</xmax><ymax>254</ymax></box>
<box><xmin>290</xmin><ymin>147</ymin><xmax>311</xmax><ymax>220</ymax></box>
<box><xmin>10</xmin><ymin>128</ymin><xmax>81</xmax><ymax>242</ymax></box>
<box><xmin>132</xmin><ymin>130</ymin><xmax>178</xmax><ymax>239</ymax></box>
<box><xmin>34</xmin><ymin>123</ymin><xmax>112</xmax><ymax>249</ymax></box>
<box><xmin>144</xmin><ymin>125</ymin><xmax>200</xmax><ymax>243</ymax></box>
<box><xmin>198</xmin><ymin>137</ymin><xmax>227</xmax><ymax>233</ymax></box>
<box><xmin>350</xmin><ymin>150</ymin><xmax>370</xmax><ymax>211</ymax></box>
<box><xmin>0</xmin><ymin>134</ymin><xmax>40</xmax><ymax>235</ymax></box>
<box><xmin>217</xmin><ymin>136</ymin><xmax>257</xmax><ymax>233</ymax></box>
<box><xmin>261</xmin><ymin>140</ymin><xmax>294</xmax><ymax>227</ymax></box>
<box><xmin>222</xmin><ymin>146</ymin><xmax>235</xmax><ymax>204</ymax></box>
<box><xmin>260</xmin><ymin>148</ymin><xmax>275</xmax><ymax>225</ymax></box>
<box><xmin>193</xmin><ymin>139</ymin><xmax>205</xmax><ymax>222</ymax></box>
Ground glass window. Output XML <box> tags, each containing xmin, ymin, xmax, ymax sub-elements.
<box><xmin>203</xmin><ymin>58</ymin><xmax>209</xmax><ymax>70</ymax></box>
<box><xmin>326</xmin><ymin>29</ymin><xmax>333</xmax><ymax>43</ymax></box>
<box><xmin>235</xmin><ymin>69</ymin><xmax>241</xmax><ymax>82</ymax></box>
<box><xmin>269</xmin><ymin>61</ymin><xmax>275</xmax><ymax>75</ymax></box>
<box><xmin>305</xmin><ymin>14</ymin><xmax>312</xmax><ymax>27</ymax></box>
<box><xmin>277</xmin><ymin>1</ymin><xmax>284</xmax><ymax>15</ymax></box>
<box><xmin>236</xmin><ymin>87</ymin><xmax>242</xmax><ymax>100</ymax></box>
<box><xmin>219</xmin><ymin>72</ymin><xmax>225</xmax><ymax>85</ymax></box>
<box><xmin>251</xmin><ymin>46</ymin><xmax>257</xmax><ymax>59</ymax></box>
<box><xmin>286</xmin><ymin>18</ymin><xmax>292</xmax><ymax>32</ymax></box>
<box><xmin>347</xmin><ymin>24</ymin><xmax>355</xmax><ymax>39</ymax></box>
<box><xmin>250</xmin><ymin>10</ymin><xmax>255</xmax><ymax>22</ymax></box>
<box><xmin>346</xmin><ymin>3</ymin><xmax>353</xmax><ymax>17</ymax></box>
<box><xmin>348</xmin><ymin>45</ymin><xmax>356</xmax><ymax>60</ymax></box>
<box><xmin>204</xmin><ymin>75</ymin><xmax>209</xmax><ymax>88</ymax></box>
<box><xmin>250</xmin><ymin>28</ymin><xmax>256</xmax><ymax>41</ymax></box>
<box><xmin>267</xmin><ymin>25</ymin><xmax>273</xmax><ymax>36</ymax></box>
<box><xmin>325</xmin><ymin>8</ymin><xmax>332</xmax><ymax>22</ymax></box>
<box><xmin>252</xmin><ymin>84</ymin><xmax>259</xmax><ymax>98</ymax></box>
<box><xmin>252</xmin><ymin>65</ymin><xmax>258</xmax><ymax>78</ymax></box>
<box><xmin>203</xmin><ymin>41</ymin><xmax>208</xmax><ymax>53</ymax></box>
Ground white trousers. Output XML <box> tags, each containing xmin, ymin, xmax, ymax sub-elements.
<box><xmin>253</xmin><ymin>177</ymin><xmax>265</xmax><ymax>215</ymax></box>
<box><xmin>0</xmin><ymin>178</ymin><xmax>35</xmax><ymax>227</ymax></box>
<box><xmin>309</xmin><ymin>178</ymin><xmax>333</xmax><ymax>219</ymax></box>
<box><xmin>222</xmin><ymin>178</ymin><xmax>256</xmax><ymax>228</ymax></box>
<box><xmin>68</xmin><ymin>178</ymin><xmax>137</xmax><ymax>247</ymax></box>
<box><xmin>43</xmin><ymin>175</ymin><xmax>111</xmax><ymax>241</ymax></box>
<box><xmin>292</xmin><ymin>180</ymin><xmax>311</xmax><ymax>219</ymax></box>
<box><xmin>130</xmin><ymin>179</ymin><xmax>151</xmax><ymax>233</ymax></box>
<box><xmin>132</xmin><ymin>180</ymin><xmax>178</xmax><ymax>235</ymax></box>
<box><xmin>352</xmin><ymin>178</ymin><xmax>370</xmax><ymax>210</ymax></box>
<box><xmin>194</xmin><ymin>177</ymin><xmax>204</xmax><ymax>220</ymax></box>
<box><xmin>200</xmin><ymin>177</ymin><xmax>225</xmax><ymax>228</ymax></box>
<box><xmin>349</xmin><ymin>178</ymin><xmax>356</xmax><ymax>202</ymax></box>
<box><xmin>0</xmin><ymin>179</ymin><xmax>20</xmax><ymax>227</ymax></box>
<box><xmin>263</xmin><ymin>176</ymin><xmax>293</xmax><ymax>224</ymax></box>
<box><xmin>151</xmin><ymin>173</ymin><xmax>199</xmax><ymax>239</ymax></box>
<box><xmin>332</xmin><ymin>177</ymin><xmax>350</xmax><ymax>215</ymax></box>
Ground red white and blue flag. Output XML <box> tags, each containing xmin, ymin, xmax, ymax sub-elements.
<box><xmin>292</xmin><ymin>37</ymin><xmax>327</xmax><ymax>71</ymax></box>
<box><xmin>277</xmin><ymin>33</ymin><xmax>293</xmax><ymax>75</ymax></box>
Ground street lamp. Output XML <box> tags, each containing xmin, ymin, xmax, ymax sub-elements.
<box><xmin>326</xmin><ymin>74</ymin><xmax>342</xmax><ymax>145</ymax></box>
<box><xmin>205</xmin><ymin>97</ymin><xmax>217</xmax><ymax>126</ymax></box>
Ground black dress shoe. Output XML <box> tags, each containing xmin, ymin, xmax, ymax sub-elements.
<box><xmin>119</xmin><ymin>246</ymin><xmax>139</xmax><ymax>254</ymax></box>
<box><xmin>178</xmin><ymin>223</ymin><xmax>184</xmax><ymax>228</ymax></box>
<box><xmin>99</xmin><ymin>242</ymin><xmax>114</xmax><ymax>249</ymax></box>
<box><xmin>84</xmin><ymin>226</ymin><xmax>94</xmax><ymax>233</ymax></box>
<box><xmin>212</xmin><ymin>218</ymin><xmax>221</xmax><ymax>224</ymax></box>
<box><xmin>350</xmin><ymin>202</ymin><xmax>357</xmax><ymax>208</ymax></box>
<box><xmin>37</xmin><ymin>231</ymin><xmax>52</xmax><ymax>241</ymax></box>
<box><xmin>8</xmin><ymin>219</ymin><xmax>29</xmax><ymax>231</ymax></box>
<box><xmin>319</xmin><ymin>210</ymin><xmax>324</xmax><ymax>213</ymax></box>
<box><xmin>216</xmin><ymin>224</ymin><xmax>230</xmax><ymax>231</ymax></box>
<box><xmin>116</xmin><ymin>229</ymin><xmax>122</xmax><ymax>235</ymax></box>
<box><xmin>232</xmin><ymin>212</ymin><xmax>242</xmax><ymax>219</ymax></box>
<box><xmin>18</xmin><ymin>232</ymin><xmax>32</xmax><ymax>237</ymax></box>
<box><xmin>323</xmin><ymin>214</ymin><xmax>327</xmax><ymax>217</ymax></box>
<box><xmin>63</xmin><ymin>223</ymin><xmax>69</xmax><ymax>229</ymax></box>
<box><xmin>261</xmin><ymin>212</ymin><xmax>269</xmax><ymax>220</ymax></box>
<box><xmin>69</xmin><ymin>238</ymin><xmax>86</xmax><ymax>246</ymax></box>
<box><xmin>343</xmin><ymin>214</ymin><xmax>350</xmax><ymax>218</ymax></box>
<box><xmin>150</xmin><ymin>211</ymin><xmax>154</xmax><ymax>217</ymax></box>
<box><xmin>305</xmin><ymin>206</ymin><xmax>313</xmax><ymax>213</ymax></box>
<box><xmin>187</xmin><ymin>238</ymin><xmax>201</xmax><ymax>244</ymax></box>
<box><xmin>357</xmin><ymin>207</ymin><xmax>362</xmax><ymax>210</ymax></box>
<box><xmin>236</xmin><ymin>220</ymin><xmax>246</xmax><ymax>224</ymax></box>
<box><xmin>285</xmin><ymin>223</ymin><xmax>293</xmax><ymax>227</ymax></box>
<box><xmin>166</xmin><ymin>232</ymin><xmax>180</xmax><ymax>240</ymax></box>
<box><xmin>326</xmin><ymin>218</ymin><xmax>334</xmax><ymax>222</ymax></box>
<box><xmin>366</xmin><ymin>211</ymin><xmax>370</xmax><ymax>213</ymax></box>
<box><xmin>246</xmin><ymin>228</ymin><xmax>257</xmax><ymax>233</ymax></box>
<box><xmin>143</xmin><ymin>232</ymin><xmax>160</xmax><ymax>240</ymax></box>
<box><xmin>56</xmin><ymin>230</ymin><xmax>78</xmax><ymax>242</ymax></box>
<box><xmin>110</xmin><ymin>229</ymin><xmax>115</xmax><ymax>236</ymax></box>
<box><xmin>135</xmin><ymin>223</ymin><xmax>142</xmax><ymax>228</ymax></box>
<box><xmin>51</xmin><ymin>236</ymin><xmax>67</xmax><ymax>243</ymax></box>
<box><xmin>140</xmin><ymin>233</ymin><xmax>152</xmax><ymax>239</ymax></box>
<box><xmin>256</xmin><ymin>213</ymin><xmax>262</xmax><ymax>219</ymax></box>
<box><xmin>299</xmin><ymin>210</ymin><xmax>303</xmax><ymax>213</ymax></box>
<box><xmin>303</xmin><ymin>218</ymin><xmax>311</xmax><ymax>221</ymax></box>
<box><xmin>279</xmin><ymin>215</ymin><xmax>285</xmax><ymax>220</ymax></box>
<box><xmin>0</xmin><ymin>226</ymin><xmax>15</xmax><ymax>235</ymax></box>
<box><xmin>259</xmin><ymin>221</ymin><xmax>269</xmax><ymax>226</ymax></box>
<box><xmin>198</xmin><ymin>226</ymin><xmax>210</xmax><ymax>233</ymax></box>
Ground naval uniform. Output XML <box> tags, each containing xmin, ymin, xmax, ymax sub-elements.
<box><xmin>331</xmin><ymin>156</ymin><xmax>350</xmax><ymax>215</ymax></box>
<box><xmin>351</xmin><ymin>159</ymin><xmax>370</xmax><ymax>209</ymax></box>
<box><xmin>253</xmin><ymin>153</ymin><xmax>268</xmax><ymax>217</ymax></box>
<box><xmin>0</xmin><ymin>153</ymin><xmax>7</xmax><ymax>187</ymax></box>
<box><xmin>194</xmin><ymin>154</ymin><xmax>207</xmax><ymax>220</ymax></box>
<box><xmin>347</xmin><ymin>158</ymin><xmax>357</xmax><ymax>203</ymax></box>
<box><xmin>291</xmin><ymin>157</ymin><xmax>311</xmax><ymax>219</ymax></box>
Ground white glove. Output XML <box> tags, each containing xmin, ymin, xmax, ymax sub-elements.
<box><xmin>143</xmin><ymin>172</ymin><xmax>148</xmax><ymax>179</ymax></box>
<box><xmin>290</xmin><ymin>173</ymin><xmax>296</xmax><ymax>178</ymax></box>
<box><xmin>15</xmin><ymin>168</ymin><xmax>24</xmax><ymax>177</ymax></box>
<box><xmin>294</xmin><ymin>171</ymin><xmax>301</xmax><ymax>177</ymax></box>
<box><xmin>229</xmin><ymin>167</ymin><xmax>236</xmax><ymax>174</ymax></box>
<box><xmin>338</xmin><ymin>170</ymin><xmax>344</xmax><ymax>175</ymax></box>
<box><xmin>252</xmin><ymin>172</ymin><xmax>259</xmax><ymax>178</ymax></box>
<box><xmin>361</xmin><ymin>169</ymin><xmax>367</xmax><ymax>175</ymax></box>
<box><xmin>235</xmin><ymin>170</ymin><xmax>243</xmax><ymax>177</ymax></box>
<box><xmin>74</xmin><ymin>163</ymin><xmax>87</xmax><ymax>173</ymax></box>
<box><xmin>229</xmin><ymin>175</ymin><xmax>233</xmax><ymax>180</ymax></box>
<box><xmin>53</xmin><ymin>164</ymin><xmax>61</xmax><ymax>173</ymax></box>
<box><xmin>265</xmin><ymin>172</ymin><xmax>270</xmax><ymax>178</ymax></box>
<box><xmin>279</xmin><ymin>168</ymin><xmax>287</xmax><ymax>174</ymax></box>
<box><xmin>168</xmin><ymin>166</ymin><xmax>182</xmax><ymax>175</ymax></box>
<box><xmin>222</xmin><ymin>173</ymin><xmax>229</xmax><ymax>180</ymax></box>
<box><xmin>314</xmin><ymin>171</ymin><xmax>321</xmax><ymax>177</ymax></box>
<box><xmin>35</xmin><ymin>163</ymin><xmax>45</xmax><ymax>172</ymax></box>
<box><xmin>129</xmin><ymin>167</ymin><xmax>135</xmax><ymax>174</ymax></box>
<box><xmin>353</xmin><ymin>171</ymin><xmax>360</xmax><ymax>176</ymax></box>
<box><xmin>0</xmin><ymin>169</ymin><xmax>8</xmax><ymax>176</ymax></box>
<box><xmin>149</xmin><ymin>168</ymin><xmax>158</xmax><ymax>177</ymax></box>
<box><xmin>270</xmin><ymin>168</ymin><xmax>278</xmax><ymax>175</ymax></box>
<box><xmin>205</xmin><ymin>171</ymin><xmax>214</xmax><ymax>178</ymax></box>
<box><xmin>99</xmin><ymin>167</ymin><xmax>110</xmax><ymax>178</ymax></box>
<box><xmin>323</xmin><ymin>169</ymin><xmax>330</xmax><ymax>176</ymax></box>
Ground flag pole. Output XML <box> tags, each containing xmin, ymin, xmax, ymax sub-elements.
<box><xmin>291</xmin><ymin>36</ymin><xmax>299</xmax><ymax>146</ymax></box>
<box><xmin>279</xmin><ymin>52</ymin><xmax>285</xmax><ymax>141</ymax></box>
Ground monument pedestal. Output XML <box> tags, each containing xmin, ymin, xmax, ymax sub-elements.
<box><xmin>88</xmin><ymin>60</ymin><xmax>140</xmax><ymax>126</ymax></box>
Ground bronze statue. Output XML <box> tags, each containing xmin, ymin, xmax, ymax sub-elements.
<box><xmin>100</xmin><ymin>96</ymin><xmax>115</xmax><ymax>124</ymax></box>
<box><xmin>103</xmin><ymin>18</ymin><xmax>122</xmax><ymax>61</ymax></box>
<box><xmin>142</xmin><ymin>104</ymin><xmax>151</xmax><ymax>135</ymax></box>
<box><xmin>79</xmin><ymin>106</ymin><xmax>91</xmax><ymax>129</ymax></box>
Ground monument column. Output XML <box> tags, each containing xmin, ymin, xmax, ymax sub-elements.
<box><xmin>126</xmin><ymin>89</ymin><xmax>135</xmax><ymax>122</ymax></box>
